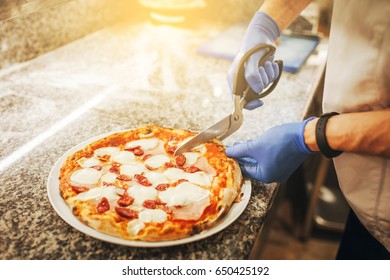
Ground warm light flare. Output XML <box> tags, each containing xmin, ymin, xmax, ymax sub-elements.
<box><xmin>149</xmin><ymin>12</ymin><xmax>186</xmax><ymax>23</ymax></box>
<box><xmin>138</xmin><ymin>0</ymin><xmax>206</xmax><ymax>10</ymax></box>
<box><xmin>138</xmin><ymin>0</ymin><xmax>207</xmax><ymax>26</ymax></box>
<box><xmin>0</xmin><ymin>86</ymin><xmax>118</xmax><ymax>173</ymax></box>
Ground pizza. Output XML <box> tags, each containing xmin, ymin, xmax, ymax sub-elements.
<box><xmin>59</xmin><ymin>125</ymin><xmax>243</xmax><ymax>242</ymax></box>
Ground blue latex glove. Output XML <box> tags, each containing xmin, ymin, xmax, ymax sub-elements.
<box><xmin>226</xmin><ymin>118</ymin><xmax>316</xmax><ymax>183</ymax></box>
<box><xmin>227</xmin><ymin>12</ymin><xmax>281</xmax><ymax>110</ymax></box>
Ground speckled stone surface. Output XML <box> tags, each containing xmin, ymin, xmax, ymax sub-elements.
<box><xmin>0</xmin><ymin>21</ymin><xmax>327</xmax><ymax>259</ymax></box>
<box><xmin>0</xmin><ymin>0</ymin><xmax>141</xmax><ymax>70</ymax></box>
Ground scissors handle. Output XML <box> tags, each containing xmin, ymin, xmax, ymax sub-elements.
<box><xmin>233</xmin><ymin>44</ymin><xmax>283</xmax><ymax>106</ymax></box>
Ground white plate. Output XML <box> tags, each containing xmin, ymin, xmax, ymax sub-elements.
<box><xmin>47</xmin><ymin>132</ymin><xmax>252</xmax><ymax>247</ymax></box>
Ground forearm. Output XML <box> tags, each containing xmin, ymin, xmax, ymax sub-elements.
<box><xmin>304</xmin><ymin>109</ymin><xmax>390</xmax><ymax>157</ymax></box>
<box><xmin>259</xmin><ymin>0</ymin><xmax>313</xmax><ymax>30</ymax></box>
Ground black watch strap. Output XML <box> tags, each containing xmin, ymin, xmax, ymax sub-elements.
<box><xmin>315</xmin><ymin>112</ymin><xmax>343</xmax><ymax>158</ymax></box>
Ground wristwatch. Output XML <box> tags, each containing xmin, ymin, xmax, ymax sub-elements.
<box><xmin>315</xmin><ymin>112</ymin><xmax>343</xmax><ymax>158</ymax></box>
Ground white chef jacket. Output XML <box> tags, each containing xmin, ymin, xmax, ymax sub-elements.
<box><xmin>323</xmin><ymin>0</ymin><xmax>390</xmax><ymax>250</ymax></box>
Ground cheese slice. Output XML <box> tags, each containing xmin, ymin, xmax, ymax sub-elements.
<box><xmin>185</xmin><ymin>171</ymin><xmax>213</xmax><ymax>186</ymax></box>
<box><xmin>127</xmin><ymin>185</ymin><xmax>158</xmax><ymax>206</ymax></box>
<box><xmin>120</xmin><ymin>162</ymin><xmax>147</xmax><ymax>176</ymax></box>
<box><xmin>177</xmin><ymin>141</ymin><xmax>206</xmax><ymax>155</ymax></box>
<box><xmin>111</xmin><ymin>151</ymin><xmax>135</xmax><ymax>164</ymax></box>
<box><xmin>158</xmin><ymin>182</ymin><xmax>211</xmax><ymax>220</ymax></box>
<box><xmin>163</xmin><ymin>168</ymin><xmax>185</xmax><ymax>180</ymax></box>
<box><xmin>72</xmin><ymin>186</ymin><xmax>119</xmax><ymax>201</ymax></box>
<box><xmin>158</xmin><ymin>182</ymin><xmax>210</xmax><ymax>207</ymax></box>
<box><xmin>144</xmin><ymin>154</ymin><xmax>170</xmax><ymax>169</ymax></box>
<box><xmin>194</xmin><ymin>156</ymin><xmax>216</xmax><ymax>177</ymax></box>
<box><xmin>125</xmin><ymin>138</ymin><xmax>159</xmax><ymax>151</ymax></box>
<box><xmin>127</xmin><ymin>219</ymin><xmax>145</xmax><ymax>235</ymax></box>
<box><xmin>144</xmin><ymin>171</ymin><xmax>169</xmax><ymax>187</ymax></box>
<box><xmin>70</xmin><ymin>168</ymin><xmax>102</xmax><ymax>186</ymax></box>
<box><xmin>183</xmin><ymin>152</ymin><xmax>200</xmax><ymax>165</ymax></box>
<box><xmin>100</xmin><ymin>172</ymin><xmax>117</xmax><ymax>184</ymax></box>
<box><xmin>170</xmin><ymin>195</ymin><xmax>210</xmax><ymax>220</ymax></box>
<box><xmin>138</xmin><ymin>209</ymin><xmax>167</xmax><ymax>223</ymax></box>
<box><xmin>162</xmin><ymin>168</ymin><xmax>212</xmax><ymax>186</ymax></box>
<box><xmin>77</xmin><ymin>157</ymin><xmax>101</xmax><ymax>168</ymax></box>
<box><xmin>94</xmin><ymin>147</ymin><xmax>120</xmax><ymax>157</ymax></box>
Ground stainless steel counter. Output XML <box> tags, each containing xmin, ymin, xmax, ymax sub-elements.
<box><xmin>0</xmin><ymin>21</ymin><xmax>327</xmax><ymax>259</ymax></box>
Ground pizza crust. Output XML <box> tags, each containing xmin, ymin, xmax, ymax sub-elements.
<box><xmin>59</xmin><ymin>125</ymin><xmax>243</xmax><ymax>242</ymax></box>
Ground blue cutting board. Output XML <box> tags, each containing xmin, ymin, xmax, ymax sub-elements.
<box><xmin>197</xmin><ymin>23</ymin><xmax>320</xmax><ymax>73</ymax></box>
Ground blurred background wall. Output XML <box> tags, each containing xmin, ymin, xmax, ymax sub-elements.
<box><xmin>0</xmin><ymin>0</ymin><xmax>266</xmax><ymax>71</ymax></box>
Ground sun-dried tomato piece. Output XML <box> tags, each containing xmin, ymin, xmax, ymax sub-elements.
<box><xmin>142</xmin><ymin>154</ymin><xmax>152</xmax><ymax>161</ymax></box>
<box><xmin>175</xmin><ymin>154</ymin><xmax>186</xmax><ymax>166</ymax></box>
<box><xmin>161</xmin><ymin>205</ymin><xmax>172</xmax><ymax>214</ymax></box>
<box><xmin>117</xmin><ymin>193</ymin><xmax>134</xmax><ymax>207</ymax></box>
<box><xmin>109</xmin><ymin>166</ymin><xmax>120</xmax><ymax>174</ymax></box>
<box><xmin>115</xmin><ymin>207</ymin><xmax>138</xmax><ymax>219</ymax></box>
<box><xmin>134</xmin><ymin>174</ymin><xmax>152</xmax><ymax>186</ymax></box>
<box><xmin>97</xmin><ymin>197</ymin><xmax>110</xmax><ymax>214</ymax></box>
<box><xmin>156</xmin><ymin>183</ymin><xmax>169</xmax><ymax>191</ymax></box>
<box><xmin>98</xmin><ymin>155</ymin><xmax>111</xmax><ymax>162</ymax></box>
<box><xmin>184</xmin><ymin>166</ymin><xmax>201</xmax><ymax>173</ymax></box>
<box><xmin>117</xmin><ymin>174</ymin><xmax>132</xmax><ymax>181</ymax></box>
<box><xmin>71</xmin><ymin>185</ymin><xmax>89</xmax><ymax>194</ymax></box>
<box><xmin>143</xmin><ymin>200</ymin><xmax>157</xmax><ymax>209</ymax></box>
<box><xmin>133</xmin><ymin>148</ymin><xmax>144</xmax><ymax>156</ymax></box>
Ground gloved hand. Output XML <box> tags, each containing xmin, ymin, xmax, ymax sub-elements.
<box><xmin>226</xmin><ymin>118</ymin><xmax>316</xmax><ymax>183</ymax></box>
<box><xmin>227</xmin><ymin>12</ymin><xmax>281</xmax><ymax>110</ymax></box>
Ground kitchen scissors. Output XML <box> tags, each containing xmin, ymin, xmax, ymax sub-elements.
<box><xmin>175</xmin><ymin>44</ymin><xmax>283</xmax><ymax>155</ymax></box>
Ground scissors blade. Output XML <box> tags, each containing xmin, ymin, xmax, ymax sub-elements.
<box><xmin>174</xmin><ymin>114</ymin><xmax>232</xmax><ymax>155</ymax></box>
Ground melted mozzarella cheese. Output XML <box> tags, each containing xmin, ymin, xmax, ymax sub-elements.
<box><xmin>144</xmin><ymin>154</ymin><xmax>170</xmax><ymax>169</ymax></box>
<box><xmin>127</xmin><ymin>185</ymin><xmax>158</xmax><ymax>206</ymax></box>
<box><xmin>101</xmin><ymin>172</ymin><xmax>117</xmax><ymax>184</ymax></box>
<box><xmin>194</xmin><ymin>156</ymin><xmax>216</xmax><ymax>177</ymax></box>
<box><xmin>178</xmin><ymin>140</ymin><xmax>206</xmax><ymax>155</ymax></box>
<box><xmin>138</xmin><ymin>209</ymin><xmax>167</xmax><ymax>223</ymax></box>
<box><xmin>126</xmin><ymin>219</ymin><xmax>145</xmax><ymax>235</ymax></box>
<box><xmin>94</xmin><ymin>147</ymin><xmax>120</xmax><ymax>157</ymax></box>
<box><xmin>77</xmin><ymin>157</ymin><xmax>101</xmax><ymax>168</ymax></box>
<box><xmin>111</xmin><ymin>151</ymin><xmax>135</xmax><ymax>164</ymax></box>
<box><xmin>72</xmin><ymin>186</ymin><xmax>119</xmax><ymax>201</ymax></box>
<box><xmin>158</xmin><ymin>182</ymin><xmax>210</xmax><ymax>207</ymax></box>
<box><xmin>147</xmin><ymin>141</ymin><xmax>167</xmax><ymax>156</ymax></box>
<box><xmin>185</xmin><ymin>171</ymin><xmax>213</xmax><ymax>186</ymax></box>
<box><xmin>183</xmin><ymin>152</ymin><xmax>200</xmax><ymax>165</ymax></box>
<box><xmin>125</xmin><ymin>138</ymin><xmax>159</xmax><ymax>151</ymax></box>
<box><xmin>192</xmin><ymin>144</ymin><xmax>207</xmax><ymax>155</ymax></box>
<box><xmin>144</xmin><ymin>171</ymin><xmax>169</xmax><ymax>187</ymax></box>
<box><xmin>162</xmin><ymin>168</ymin><xmax>212</xmax><ymax>186</ymax></box>
<box><xmin>163</xmin><ymin>168</ymin><xmax>185</xmax><ymax>180</ymax></box>
<box><xmin>70</xmin><ymin>168</ymin><xmax>102</xmax><ymax>186</ymax></box>
<box><xmin>171</xmin><ymin>195</ymin><xmax>210</xmax><ymax>220</ymax></box>
<box><xmin>120</xmin><ymin>163</ymin><xmax>147</xmax><ymax>176</ymax></box>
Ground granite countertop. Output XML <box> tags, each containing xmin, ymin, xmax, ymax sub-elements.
<box><xmin>0</xmin><ymin>21</ymin><xmax>326</xmax><ymax>259</ymax></box>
